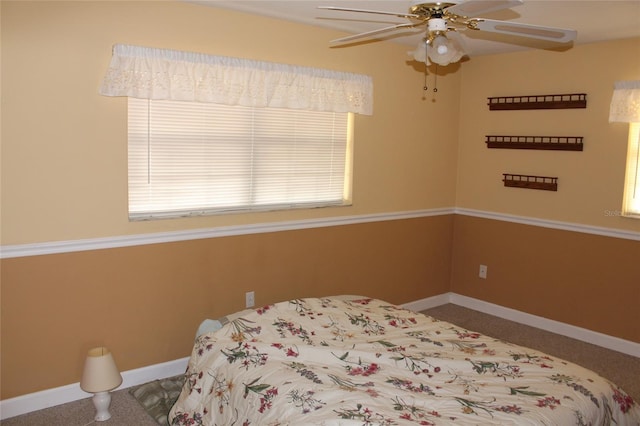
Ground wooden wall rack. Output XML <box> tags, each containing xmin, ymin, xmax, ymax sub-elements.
<box><xmin>486</xmin><ymin>135</ymin><xmax>583</xmax><ymax>151</ymax></box>
<box><xmin>503</xmin><ymin>174</ymin><xmax>558</xmax><ymax>191</ymax></box>
<box><xmin>488</xmin><ymin>93</ymin><xmax>587</xmax><ymax>110</ymax></box>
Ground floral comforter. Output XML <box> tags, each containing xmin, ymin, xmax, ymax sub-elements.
<box><xmin>170</xmin><ymin>297</ymin><xmax>640</xmax><ymax>425</ymax></box>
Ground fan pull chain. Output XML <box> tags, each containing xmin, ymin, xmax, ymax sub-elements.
<box><xmin>423</xmin><ymin>64</ymin><xmax>429</xmax><ymax>92</ymax></box>
<box><xmin>423</xmin><ymin>64</ymin><xmax>439</xmax><ymax>94</ymax></box>
<box><xmin>433</xmin><ymin>65</ymin><xmax>438</xmax><ymax>93</ymax></box>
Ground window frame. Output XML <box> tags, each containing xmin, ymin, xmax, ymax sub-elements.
<box><xmin>621</xmin><ymin>122</ymin><xmax>640</xmax><ymax>218</ymax></box>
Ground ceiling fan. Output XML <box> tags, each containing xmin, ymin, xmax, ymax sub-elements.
<box><xmin>318</xmin><ymin>0</ymin><xmax>577</xmax><ymax>66</ymax></box>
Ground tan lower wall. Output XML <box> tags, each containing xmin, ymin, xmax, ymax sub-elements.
<box><xmin>451</xmin><ymin>215</ymin><xmax>640</xmax><ymax>343</ymax></box>
<box><xmin>0</xmin><ymin>215</ymin><xmax>453</xmax><ymax>399</ymax></box>
<box><xmin>4</xmin><ymin>213</ymin><xmax>637</xmax><ymax>401</ymax></box>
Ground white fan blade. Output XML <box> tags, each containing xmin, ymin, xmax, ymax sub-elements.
<box><xmin>471</xmin><ymin>18</ymin><xmax>577</xmax><ymax>43</ymax></box>
<box><xmin>329</xmin><ymin>22</ymin><xmax>421</xmax><ymax>43</ymax></box>
<box><xmin>447</xmin><ymin>0</ymin><xmax>523</xmax><ymax>18</ymax></box>
<box><xmin>318</xmin><ymin>6</ymin><xmax>419</xmax><ymax>19</ymax></box>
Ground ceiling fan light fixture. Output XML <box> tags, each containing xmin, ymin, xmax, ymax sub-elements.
<box><xmin>326</xmin><ymin>0</ymin><xmax>576</xmax><ymax>66</ymax></box>
<box><xmin>409</xmin><ymin>39</ymin><xmax>429</xmax><ymax>64</ymax></box>
<box><xmin>433</xmin><ymin>35</ymin><xmax>450</xmax><ymax>55</ymax></box>
<box><xmin>428</xmin><ymin>34</ymin><xmax>464</xmax><ymax>66</ymax></box>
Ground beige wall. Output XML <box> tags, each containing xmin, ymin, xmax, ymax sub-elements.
<box><xmin>1</xmin><ymin>216</ymin><xmax>453</xmax><ymax>399</ymax></box>
<box><xmin>451</xmin><ymin>215</ymin><xmax>640</xmax><ymax>343</ymax></box>
<box><xmin>1</xmin><ymin>0</ymin><xmax>639</xmax><ymax>402</ymax></box>
<box><xmin>456</xmin><ymin>37</ymin><xmax>640</xmax><ymax>232</ymax></box>
<box><xmin>450</xmin><ymin>36</ymin><xmax>640</xmax><ymax>346</ymax></box>
<box><xmin>0</xmin><ymin>1</ymin><xmax>459</xmax><ymax>399</ymax></box>
<box><xmin>0</xmin><ymin>0</ymin><xmax>459</xmax><ymax>246</ymax></box>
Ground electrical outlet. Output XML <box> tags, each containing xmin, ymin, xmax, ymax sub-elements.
<box><xmin>245</xmin><ymin>291</ymin><xmax>255</xmax><ymax>308</ymax></box>
<box><xmin>479</xmin><ymin>264</ymin><xmax>488</xmax><ymax>279</ymax></box>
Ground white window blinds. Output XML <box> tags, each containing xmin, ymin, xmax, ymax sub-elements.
<box><xmin>100</xmin><ymin>44</ymin><xmax>373</xmax><ymax>115</ymax></box>
<box><xmin>128</xmin><ymin>98</ymin><xmax>352</xmax><ymax>219</ymax></box>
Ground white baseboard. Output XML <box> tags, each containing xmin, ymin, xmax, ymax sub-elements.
<box><xmin>400</xmin><ymin>293</ymin><xmax>451</xmax><ymax>312</ymax></box>
<box><xmin>0</xmin><ymin>357</ymin><xmax>188</xmax><ymax>420</ymax></box>
<box><xmin>447</xmin><ymin>293</ymin><xmax>640</xmax><ymax>358</ymax></box>
<box><xmin>3</xmin><ymin>293</ymin><xmax>638</xmax><ymax>420</ymax></box>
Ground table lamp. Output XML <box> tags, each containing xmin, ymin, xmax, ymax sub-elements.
<box><xmin>80</xmin><ymin>347</ymin><xmax>122</xmax><ymax>421</ymax></box>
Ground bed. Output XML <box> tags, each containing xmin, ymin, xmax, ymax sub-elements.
<box><xmin>169</xmin><ymin>297</ymin><xmax>640</xmax><ymax>425</ymax></box>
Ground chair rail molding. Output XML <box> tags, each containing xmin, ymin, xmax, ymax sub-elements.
<box><xmin>2</xmin><ymin>207</ymin><xmax>638</xmax><ymax>259</ymax></box>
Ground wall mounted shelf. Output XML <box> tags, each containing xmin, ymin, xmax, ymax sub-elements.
<box><xmin>488</xmin><ymin>93</ymin><xmax>587</xmax><ymax>110</ymax></box>
<box><xmin>486</xmin><ymin>135</ymin><xmax>584</xmax><ymax>151</ymax></box>
<box><xmin>503</xmin><ymin>174</ymin><xmax>558</xmax><ymax>191</ymax></box>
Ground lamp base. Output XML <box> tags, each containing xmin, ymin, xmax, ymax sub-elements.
<box><xmin>92</xmin><ymin>391</ymin><xmax>112</xmax><ymax>421</ymax></box>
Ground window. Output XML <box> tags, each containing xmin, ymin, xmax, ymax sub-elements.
<box><xmin>98</xmin><ymin>44</ymin><xmax>371</xmax><ymax>220</ymax></box>
<box><xmin>128</xmin><ymin>98</ymin><xmax>353</xmax><ymax>219</ymax></box>
<box><xmin>609</xmin><ymin>80</ymin><xmax>640</xmax><ymax>218</ymax></box>
<box><xmin>622</xmin><ymin>122</ymin><xmax>640</xmax><ymax>217</ymax></box>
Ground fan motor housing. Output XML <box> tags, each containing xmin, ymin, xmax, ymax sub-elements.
<box><xmin>410</xmin><ymin>2</ymin><xmax>458</xmax><ymax>17</ymax></box>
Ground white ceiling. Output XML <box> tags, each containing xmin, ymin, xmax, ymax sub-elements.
<box><xmin>190</xmin><ymin>0</ymin><xmax>640</xmax><ymax>57</ymax></box>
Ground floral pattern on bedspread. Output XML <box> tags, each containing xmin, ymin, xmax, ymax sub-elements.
<box><xmin>169</xmin><ymin>298</ymin><xmax>640</xmax><ymax>425</ymax></box>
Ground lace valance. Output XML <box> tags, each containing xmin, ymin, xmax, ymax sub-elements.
<box><xmin>609</xmin><ymin>80</ymin><xmax>640</xmax><ymax>123</ymax></box>
<box><xmin>99</xmin><ymin>44</ymin><xmax>373</xmax><ymax>115</ymax></box>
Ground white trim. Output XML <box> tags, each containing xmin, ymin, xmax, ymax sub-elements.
<box><xmin>400</xmin><ymin>293</ymin><xmax>451</xmax><ymax>312</ymax></box>
<box><xmin>2</xmin><ymin>208</ymin><xmax>638</xmax><ymax>259</ymax></box>
<box><xmin>0</xmin><ymin>357</ymin><xmax>189</xmax><ymax>420</ymax></box>
<box><xmin>0</xmin><ymin>209</ymin><xmax>452</xmax><ymax>259</ymax></box>
<box><xmin>454</xmin><ymin>208</ymin><xmax>640</xmax><ymax>241</ymax></box>
<box><xmin>3</xmin><ymin>293</ymin><xmax>639</xmax><ymax>420</ymax></box>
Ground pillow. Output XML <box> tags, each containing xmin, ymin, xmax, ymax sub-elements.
<box><xmin>195</xmin><ymin>319</ymin><xmax>223</xmax><ymax>338</ymax></box>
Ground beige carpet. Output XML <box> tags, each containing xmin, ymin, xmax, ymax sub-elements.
<box><xmin>3</xmin><ymin>303</ymin><xmax>638</xmax><ymax>425</ymax></box>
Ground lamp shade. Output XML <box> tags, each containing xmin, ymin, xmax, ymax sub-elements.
<box><xmin>80</xmin><ymin>347</ymin><xmax>122</xmax><ymax>393</ymax></box>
